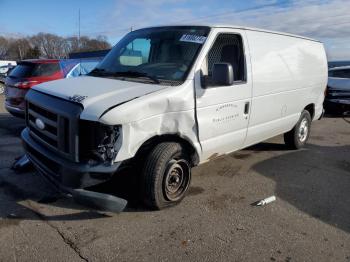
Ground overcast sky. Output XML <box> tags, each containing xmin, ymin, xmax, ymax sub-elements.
<box><xmin>0</xmin><ymin>0</ymin><xmax>349</xmax><ymax>60</ymax></box>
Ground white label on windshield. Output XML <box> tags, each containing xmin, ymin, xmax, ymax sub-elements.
<box><xmin>180</xmin><ymin>34</ymin><xmax>207</xmax><ymax>44</ymax></box>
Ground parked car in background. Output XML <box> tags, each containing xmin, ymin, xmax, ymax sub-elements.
<box><xmin>328</xmin><ymin>60</ymin><xmax>350</xmax><ymax>69</ymax></box>
<box><xmin>0</xmin><ymin>64</ymin><xmax>16</xmax><ymax>94</ymax></box>
<box><xmin>0</xmin><ymin>64</ymin><xmax>15</xmax><ymax>74</ymax></box>
<box><xmin>4</xmin><ymin>59</ymin><xmax>100</xmax><ymax>117</ymax></box>
<box><xmin>324</xmin><ymin>66</ymin><xmax>350</xmax><ymax>114</ymax></box>
<box><xmin>0</xmin><ymin>60</ymin><xmax>16</xmax><ymax>68</ymax></box>
<box><xmin>5</xmin><ymin>60</ymin><xmax>64</xmax><ymax>117</ymax></box>
<box><xmin>65</xmin><ymin>60</ymin><xmax>100</xmax><ymax>78</ymax></box>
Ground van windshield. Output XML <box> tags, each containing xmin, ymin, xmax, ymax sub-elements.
<box><xmin>89</xmin><ymin>26</ymin><xmax>210</xmax><ymax>85</ymax></box>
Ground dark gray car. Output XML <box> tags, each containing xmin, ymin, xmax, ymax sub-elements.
<box><xmin>325</xmin><ymin>66</ymin><xmax>350</xmax><ymax>114</ymax></box>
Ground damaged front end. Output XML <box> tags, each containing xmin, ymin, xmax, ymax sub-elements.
<box><xmin>79</xmin><ymin>120</ymin><xmax>122</xmax><ymax>166</ymax></box>
<box><xmin>21</xmin><ymin>89</ymin><xmax>128</xmax><ymax>212</ymax></box>
<box><xmin>22</xmin><ymin>119</ymin><xmax>127</xmax><ymax>212</ymax></box>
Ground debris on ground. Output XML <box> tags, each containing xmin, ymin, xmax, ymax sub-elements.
<box><xmin>255</xmin><ymin>195</ymin><xmax>276</xmax><ymax>206</ymax></box>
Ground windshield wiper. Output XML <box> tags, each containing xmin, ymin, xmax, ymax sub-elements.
<box><xmin>88</xmin><ymin>68</ymin><xmax>109</xmax><ymax>76</ymax></box>
<box><xmin>111</xmin><ymin>71</ymin><xmax>160</xmax><ymax>84</ymax></box>
<box><xmin>89</xmin><ymin>69</ymin><xmax>160</xmax><ymax>84</ymax></box>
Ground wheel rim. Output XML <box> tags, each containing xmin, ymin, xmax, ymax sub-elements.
<box><xmin>163</xmin><ymin>159</ymin><xmax>190</xmax><ymax>201</ymax></box>
<box><xmin>0</xmin><ymin>85</ymin><xmax>4</xmax><ymax>94</ymax></box>
<box><xmin>298</xmin><ymin>118</ymin><xmax>309</xmax><ymax>143</ymax></box>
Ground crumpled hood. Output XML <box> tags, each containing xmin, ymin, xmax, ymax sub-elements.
<box><xmin>32</xmin><ymin>76</ymin><xmax>165</xmax><ymax>120</ymax></box>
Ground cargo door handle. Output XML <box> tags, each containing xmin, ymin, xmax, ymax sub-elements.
<box><xmin>244</xmin><ymin>102</ymin><xmax>250</xmax><ymax>114</ymax></box>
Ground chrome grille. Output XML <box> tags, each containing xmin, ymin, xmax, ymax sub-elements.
<box><xmin>27</xmin><ymin>102</ymin><xmax>70</xmax><ymax>154</ymax></box>
<box><xmin>25</xmin><ymin>90</ymin><xmax>82</xmax><ymax>162</ymax></box>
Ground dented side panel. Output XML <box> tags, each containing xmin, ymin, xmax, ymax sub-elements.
<box><xmin>98</xmin><ymin>80</ymin><xmax>202</xmax><ymax>163</ymax></box>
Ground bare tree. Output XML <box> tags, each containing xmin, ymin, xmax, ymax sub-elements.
<box><xmin>89</xmin><ymin>35</ymin><xmax>111</xmax><ymax>50</ymax></box>
<box><xmin>0</xmin><ymin>33</ymin><xmax>111</xmax><ymax>60</ymax></box>
<box><xmin>30</xmin><ymin>33</ymin><xmax>68</xmax><ymax>59</ymax></box>
<box><xmin>0</xmin><ymin>36</ymin><xmax>9</xmax><ymax>59</ymax></box>
<box><xmin>66</xmin><ymin>36</ymin><xmax>80</xmax><ymax>53</ymax></box>
<box><xmin>66</xmin><ymin>35</ymin><xmax>111</xmax><ymax>53</ymax></box>
<box><xmin>5</xmin><ymin>38</ymin><xmax>32</xmax><ymax>60</ymax></box>
<box><xmin>15</xmin><ymin>38</ymin><xmax>31</xmax><ymax>60</ymax></box>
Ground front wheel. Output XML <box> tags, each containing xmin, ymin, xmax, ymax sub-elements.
<box><xmin>142</xmin><ymin>142</ymin><xmax>191</xmax><ymax>210</ymax></box>
<box><xmin>284</xmin><ymin>110</ymin><xmax>312</xmax><ymax>149</ymax></box>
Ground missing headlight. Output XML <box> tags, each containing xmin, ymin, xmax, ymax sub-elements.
<box><xmin>79</xmin><ymin>120</ymin><xmax>121</xmax><ymax>165</ymax></box>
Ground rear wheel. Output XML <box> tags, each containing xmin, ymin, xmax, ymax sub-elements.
<box><xmin>142</xmin><ymin>142</ymin><xmax>191</xmax><ymax>210</ymax></box>
<box><xmin>284</xmin><ymin>110</ymin><xmax>311</xmax><ymax>149</ymax></box>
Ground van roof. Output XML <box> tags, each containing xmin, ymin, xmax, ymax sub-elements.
<box><xmin>140</xmin><ymin>24</ymin><xmax>321</xmax><ymax>43</ymax></box>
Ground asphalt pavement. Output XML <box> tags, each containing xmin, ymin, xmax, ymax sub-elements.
<box><xmin>0</xmin><ymin>94</ymin><xmax>349</xmax><ymax>262</ymax></box>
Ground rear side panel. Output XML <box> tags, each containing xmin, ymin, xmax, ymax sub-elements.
<box><xmin>244</xmin><ymin>30</ymin><xmax>327</xmax><ymax>147</ymax></box>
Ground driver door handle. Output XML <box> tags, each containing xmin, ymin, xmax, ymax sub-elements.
<box><xmin>244</xmin><ymin>102</ymin><xmax>250</xmax><ymax>115</ymax></box>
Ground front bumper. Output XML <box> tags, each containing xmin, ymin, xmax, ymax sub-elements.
<box><xmin>22</xmin><ymin>128</ymin><xmax>121</xmax><ymax>189</ymax></box>
<box><xmin>5</xmin><ymin>103</ymin><xmax>25</xmax><ymax>118</ymax></box>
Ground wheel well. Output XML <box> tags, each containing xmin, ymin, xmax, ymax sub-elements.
<box><xmin>135</xmin><ymin>135</ymin><xmax>199</xmax><ymax>167</ymax></box>
<box><xmin>304</xmin><ymin>104</ymin><xmax>315</xmax><ymax>119</ymax></box>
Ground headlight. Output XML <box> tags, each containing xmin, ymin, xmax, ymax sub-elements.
<box><xmin>79</xmin><ymin>120</ymin><xmax>121</xmax><ymax>165</ymax></box>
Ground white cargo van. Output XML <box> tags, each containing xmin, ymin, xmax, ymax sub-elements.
<box><xmin>22</xmin><ymin>25</ymin><xmax>327</xmax><ymax>210</ymax></box>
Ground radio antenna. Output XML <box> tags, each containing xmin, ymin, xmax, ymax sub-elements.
<box><xmin>78</xmin><ymin>8</ymin><xmax>81</xmax><ymax>51</ymax></box>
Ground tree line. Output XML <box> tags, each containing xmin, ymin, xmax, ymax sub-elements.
<box><xmin>0</xmin><ymin>33</ymin><xmax>112</xmax><ymax>61</ymax></box>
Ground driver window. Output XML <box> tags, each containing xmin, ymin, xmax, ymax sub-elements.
<box><xmin>201</xmin><ymin>33</ymin><xmax>245</xmax><ymax>84</ymax></box>
<box><xmin>120</xmin><ymin>38</ymin><xmax>151</xmax><ymax>66</ymax></box>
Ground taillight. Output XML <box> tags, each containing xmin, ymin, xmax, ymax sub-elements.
<box><xmin>14</xmin><ymin>81</ymin><xmax>39</xmax><ymax>89</ymax></box>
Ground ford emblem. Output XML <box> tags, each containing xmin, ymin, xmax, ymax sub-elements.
<box><xmin>35</xmin><ymin>118</ymin><xmax>45</xmax><ymax>130</ymax></box>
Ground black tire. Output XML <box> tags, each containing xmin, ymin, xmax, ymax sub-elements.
<box><xmin>142</xmin><ymin>142</ymin><xmax>191</xmax><ymax>210</ymax></box>
<box><xmin>284</xmin><ymin>110</ymin><xmax>312</xmax><ymax>149</ymax></box>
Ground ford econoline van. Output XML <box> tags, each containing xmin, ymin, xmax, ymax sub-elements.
<box><xmin>21</xmin><ymin>25</ymin><xmax>327</xmax><ymax>210</ymax></box>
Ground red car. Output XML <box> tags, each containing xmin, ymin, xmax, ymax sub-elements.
<box><xmin>4</xmin><ymin>60</ymin><xmax>65</xmax><ymax>117</ymax></box>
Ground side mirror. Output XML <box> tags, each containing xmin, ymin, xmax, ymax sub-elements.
<box><xmin>212</xmin><ymin>63</ymin><xmax>234</xmax><ymax>86</ymax></box>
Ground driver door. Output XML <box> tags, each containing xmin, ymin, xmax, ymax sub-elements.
<box><xmin>194</xmin><ymin>29</ymin><xmax>252</xmax><ymax>160</ymax></box>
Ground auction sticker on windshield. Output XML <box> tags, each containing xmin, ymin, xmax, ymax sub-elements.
<box><xmin>180</xmin><ymin>34</ymin><xmax>207</xmax><ymax>44</ymax></box>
